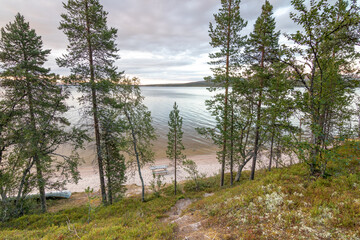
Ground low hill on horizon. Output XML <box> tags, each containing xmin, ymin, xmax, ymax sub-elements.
<box><xmin>142</xmin><ymin>80</ymin><xmax>211</xmax><ymax>87</ymax></box>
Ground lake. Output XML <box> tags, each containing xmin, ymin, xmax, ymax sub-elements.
<box><xmin>63</xmin><ymin>86</ymin><xmax>218</xmax><ymax>162</ymax></box>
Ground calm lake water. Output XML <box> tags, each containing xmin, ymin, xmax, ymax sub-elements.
<box><xmin>2</xmin><ymin>85</ymin><xmax>359</xmax><ymax>163</ymax></box>
<box><xmin>64</xmin><ymin>86</ymin><xmax>218</xmax><ymax>161</ymax></box>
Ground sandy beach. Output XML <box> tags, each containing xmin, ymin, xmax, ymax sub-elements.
<box><xmin>63</xmin><ymin>153</ymin><xmax>221</xmax><ymax>192</ymax></box>
<box><xmin>62</xmin><ymin>151</ymin><xmax>289</xmax><ymax>193</ymax></box>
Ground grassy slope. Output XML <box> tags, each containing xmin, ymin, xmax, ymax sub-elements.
<box><xmin>0</xmin><ymin>142</ymin><xmax>359</xmax><ymax>239</ymax></box>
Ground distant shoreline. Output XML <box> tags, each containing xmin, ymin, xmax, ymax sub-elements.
<box><xmin>53</xmin><ymin>80</ymin><xmax>212</xmax><ymax>87</ymax></box>
<box><xmin>141</xmin><ymin>81</ymin><xmax>211</xmax><ymax>87</ymax></box>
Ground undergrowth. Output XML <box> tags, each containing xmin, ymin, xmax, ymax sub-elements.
<box><xmin>1</xmin><ymin>142</ymin><xmax>359</xmax><ymax>239</ymax></box>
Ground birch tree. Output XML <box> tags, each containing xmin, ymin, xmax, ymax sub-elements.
<box><xmin>112</xmin><ymin>78</ymin><xmax>156</xmax><ymax>202</ymax></box>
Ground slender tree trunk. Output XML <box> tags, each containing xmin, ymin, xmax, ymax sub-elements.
<box><xmin>250</xmin><ymin>94</ymin><xmax>262</xmax><ymax>180</ymax></box>
<box><xmin>235</xmin><ymin>156</ymin><xmax>252</xmax><ymax>182</ymax></box>
<box><xmin>15</xmin><ymin>158</ymin><xmax>35</xmax><ymax>211</ymax></box>
<box><xmin>250</xmin><ymin>44</ymin><xmax>265</xmax><ymax>180</ymax></box>
<box><xmin>230</xmin><ymin>101</ymin><xmax>234</xmax><ymax>186</ymax></box>
<box><xmin>358</xmin><ymin>109</ymin><xmax>360</xmax><ymax>138</ymax></box>
<box><xmin>221</xmin><ymin>0</ymin><xmax>232</xmax><ymax>187</ymax></box>
<box><xmin>125</xmin><ymin>110</ymin><xmax>145</xmax><ymax>202</ymax></box>
<box><xmin>174</xmin><ymin>120</ymin><xmax>177</xmax><ymax>195</ymax></box>
<box><xmin>104</xmin><ymin>137</ymin><xmax>113</xmax><ymax>205</ymax></box>
<box><xmin>268</xmin><ymin>130</ymin><xmax>275</xmax><ymax>171</ymax></box>
<box><xmin>26</xmin><ymin>81</ymin><xmax>46</xmax><ymax>213</ymax></box>
<box><xmin>275</xmin><ymin>137</ymin><xmax>280</xmax><ymax>168</ymax></box>
<box><xmin>106</xmin><ymin>167</ymin><xmax>112</xmax><ymax>205</ymax></box>
<box><xmin>85</xmin><ymin>0</ymin><xmax>107</xmax><ymax>205</ymax></box>
<box><xmin>235</xmin><ymin>164</ymin><xmax>245</xmax><ymax>182</ymax></box>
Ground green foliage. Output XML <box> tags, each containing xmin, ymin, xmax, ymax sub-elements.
<box><xmin>190</xmin><ymin>161</ymin><xmax>360</xmax><ymax>239</ymax></box>
<box><xmin>57</xmin><ymin>0</ymin><xmax>121</xmax><ymax>81</ymax></box>
<box><xmin>202</xmin><ymin>0</ymin><xmax>248</xmax><ymax>187</ymax></box>
<box><xmin>58</xmin><ymin>0</ymin><xmax>123</xmax><ymax>205</ymax></box>
<box><xmin>100</xmin><ymin>107</ymin><xmax>127</xmax><ymax>204</ymax></box>
<box><xmin>285</xmin><ymin>0</ymin><xmax>360</xmax><ymax>176</ymax></box>
<box><xmin>208</xmin><ymin>0</ymin><xmax>247</xmax><ymax>80</ymax></box>
<box><xmin>182</xmin><ymin>159</ymin><xmax>206</xmax><ymax>191</ymax></box>
<box><xmin>167</xmin><ymin>102</ymin><xmax>185</xmax><ymax>194</ymax></box>
<box><xmin>167</xmin><ymin>102</ymin><xmax>185</xmax><ymax>161</ymax></box>
<box><xmin>0</xmin><ymin>143</ymin><xmax>359</xmax><ymax>239</ymax></box>
<box><xmin>149</xmin><ymin>174</ymin><xmax>165</xmax><ymax>198</ymax></box>
<box><xmin>84</xmin><ymin>187</ymin><xmax>96</xmax><ymax>223</ymax></box>
<box><xmin>242</xmin><ymin>0</ymin><xmax>288</xmax><ymax>180</ymax></box>
<box><xmin>0</xmin><ymin>13</ymin><xmax>85</xmax><ymax>216</ymax></box>
<box><xmin>110</xmin><ymin>77</ymin><xmax>156</xmax><ymax>202</ymax></box>
<box><xmin>0</xmin><ymin>196</ymin><xmax>177</xmax><ymax>239</ymax></box>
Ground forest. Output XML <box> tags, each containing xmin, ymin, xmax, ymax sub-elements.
<box><xmin>0</xmin><ymin>0</ymin><xmax>360</xmax><ymax>239</ymax></box>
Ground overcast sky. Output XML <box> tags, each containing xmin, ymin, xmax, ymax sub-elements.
<box><xmin>0</xmin><ymin>0</ymin><xmax>302</xmax><ymax>84</ymax></box>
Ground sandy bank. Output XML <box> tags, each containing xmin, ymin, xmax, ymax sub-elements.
<box><xmin>64</xmin><ymin>154</ymin><xmax>222</xmax><ymax>192</ymax></box>
<box><xmin>62</xmin><ymin>151</ymin><xmax>296</xmax><ymax>193</ymax></box>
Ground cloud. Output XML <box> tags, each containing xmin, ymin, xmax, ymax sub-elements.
<box><xmin>0</xmin><ymin>0</ymin><xmax>309</xmax><ymax>84</ymax></box>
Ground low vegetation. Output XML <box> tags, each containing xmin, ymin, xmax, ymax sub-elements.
<box><xmin>0</xmin><ymin>142</ymin><xmax>359</xmax><ymax>239</ymax></box>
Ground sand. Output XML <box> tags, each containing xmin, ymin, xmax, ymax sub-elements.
<box><xmin>62</xmin><ymin>151</ymin><xmax>297</xmax><ymax>193</ymax></box>
<box><xmin>63</xmin><ymin>153</ymin><xmax>220</xmax><ymax>192</ymax></box>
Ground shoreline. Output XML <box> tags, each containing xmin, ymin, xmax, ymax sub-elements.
<box><xmin>61</xmin><ymin>151</ymin><xmax>288</xmax><ymax>193</ymax></box>
<box><xmin>63</xmin><ymin>153</ymin><xmax>219</xmax><ymax>193</ymax></box>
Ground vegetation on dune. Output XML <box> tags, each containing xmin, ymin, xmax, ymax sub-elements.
<box><xmin>0</xmin><ymin>141</ymin><xmax>359</xmax><ymax>239</ymax></box>
<box><xmin>1</xmin><ymin>0</ymin><xmax>360</xmax><ymax>238</ymax></box>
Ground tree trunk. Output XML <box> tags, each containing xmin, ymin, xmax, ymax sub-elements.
<box><xmin>250</xmin><ymin>42</ymin><xmax>265</xmax><ymax>181</ymax></box>
<box><xmin>250</xmin><ymin>96</ymin><xmax>262</xmax><ymax>180</ymax></box>
<box><xmin>26</xmin><ymin>81</ymin><xmax>46</xmax><ymax>213</ymax></box>
<box><xmin>268</xmin><ymin>130</ymin><xmax>275</xmax><ymax>171</ymax></box>
<box><xmin>174</xmin><ymin>120</ymin><xmax>177</xmax><ymax>195</ymax></box>
<box><xmin>104</xmin><ymin>136</ymin><xmax>113</xmax><ymax>205</ymax></box>
<box><xmin>235</xmin><ymin>155</ymin><xmax>252</xmax><ymax>182</ymax></box>
<box><xmin>125</xmin><ymin>110</ymin><xmax>145</xmax><ymax>202</ymax></box>
<box><xmin>230</xmin><ymin>100</ymin><xmax>234</xmax><ymax>186</ymax></box>
<box><xmin>15</xmin><ymin>158</ymin><xmax>35</xmax><ymax>213</ymax></box>
<box><xmin>235</xmin><ymin>164</ymin><xmax>245</xmax><ymax>182</ymax></box>
<box><xmin>220</xmin><ymin>0</ymin><xmax>232</xmax><ymax>187</ymax></box>
<box><xmin>85</xmin><ymin>0</ymin><xmax>107</xmax><ymax>205</ymax></box>
<box><xmin>34</xmin><ymin>155</ymin><xmax>46</xmax><ymax>212</ymax></box>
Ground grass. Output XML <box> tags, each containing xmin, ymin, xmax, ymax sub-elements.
<box><xmin>1</xmin><ymin>142</ymin><xmax>360</xmax><ymax>239</ymax></box>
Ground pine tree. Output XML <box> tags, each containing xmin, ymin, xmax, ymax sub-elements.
<box><xmin>0</xmin><ymin>93</ymin><xmax>24</xmax><ymax>220</ymax></box>
<box><xmin>57</xmin><ymin>0</ymin><xmax>122</xmax><ymax>204</ymax></box>
<box><xmin>99</xmin><ymin>108</ymin><xmax>126</xmax><ymax>204</ymax></box>
<box><xmin>244</xmin><ymin>0</ymin><xmax>280</xmax><ymax>180</ymax></box>
<box><xmin>167</xmin><ymin>102</ymin><xmax>185</xmax><ymax>195</ymax></box>
<box><xmin>206</xmin><ymin>0</ymin><xmax>247</xmax><ymax>186</ymax></box>
<box><xmin>0</xmin><ymin>14</ymin><xmax>83</xmax><ymax>214</ymax></box>
<box><xmin>264</xmin><ymin>62</ymin><xmax>295</xmax><ymax>171</ymax></box>
<box><xmin>285</xmin><ymin>0</ymin><xmax>360</xmax><ymax>176</ymax></box>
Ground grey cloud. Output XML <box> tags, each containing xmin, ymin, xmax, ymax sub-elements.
<box><xmin>0</xmin><ymin>0</ymin><xmax>314</xmax><ymax>83</ymax></box>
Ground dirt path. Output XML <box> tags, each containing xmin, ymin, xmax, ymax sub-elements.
<box><xmin>163</xmin><ymin>195</ymin><xmax>221</xmax><ymax>240</ymax></box>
